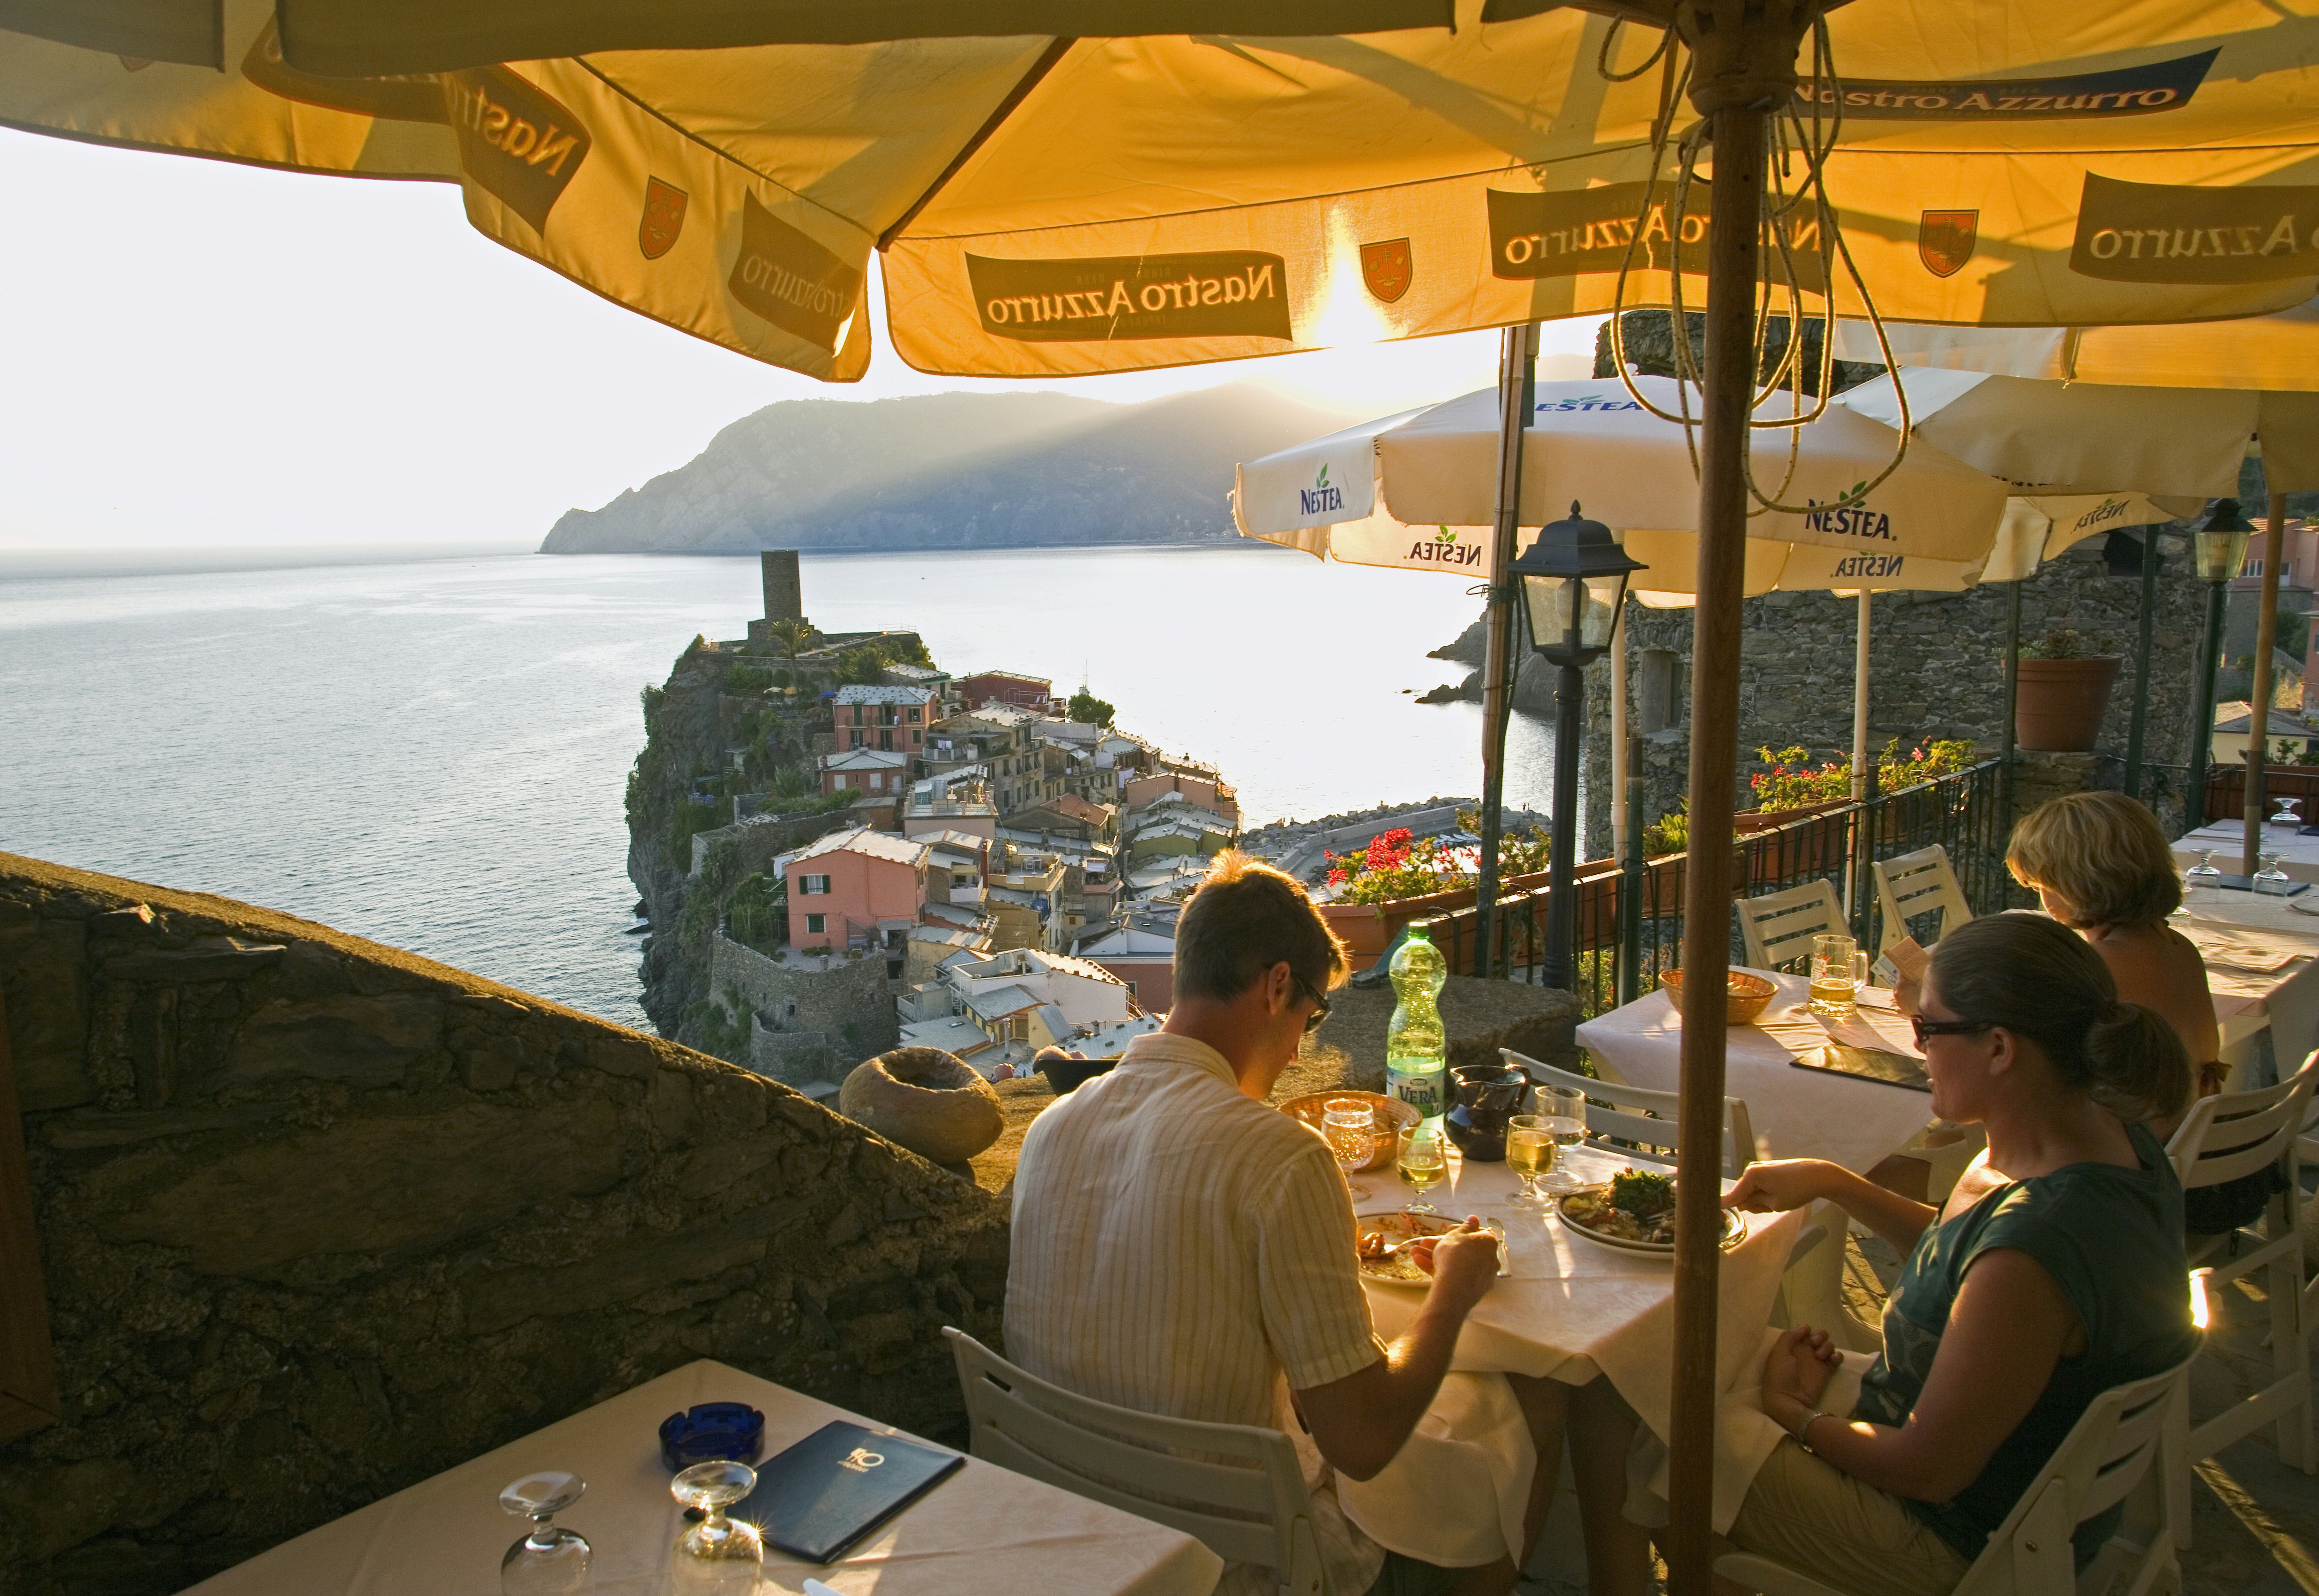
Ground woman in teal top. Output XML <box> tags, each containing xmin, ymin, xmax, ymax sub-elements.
<box><xmin>1718</xmin><ymin>911</ymin><xmax>2197</xmax><ymax>1596</ymax></box>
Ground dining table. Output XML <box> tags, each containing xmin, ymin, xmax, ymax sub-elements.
<box><xmin>183</xmin><ymin>1359</ymin><xmax>1223</xmax><ymax>1596</ymax></box>
<box><xmin>1350</xmin><ymin>1136</ymin><xmax>1812</xmax><ymax>1559</ymax></box>
<box><xmin>2176</xmin><ymin>882</ymin><xmax>2319</xmax><ymax>1081</ymax></box>
<box><xmin>2174</xmin><ymin>816</ymin><xmax>2319</xmax><ymax>884</ymax></box>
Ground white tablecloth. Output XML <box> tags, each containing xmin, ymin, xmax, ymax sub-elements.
<box><xmin>1355</xmin><ymin>1145</ymin><xmax>1808</xmax><ymax>1533</ymax></box>
<box><xmin>1572</xmin><ymin>970</ymin><xmax>1936</xmax><ymax>1174</ymax></box>
<box><xmin>2176</xmin><ymin>818</ymin><xmax>2319</xmax><ymax>883</ymax></box>
<box><xmin>185</xmin><ymin>1360</ymin><xmax>1222</xmax><ymax>1596</ymax></box>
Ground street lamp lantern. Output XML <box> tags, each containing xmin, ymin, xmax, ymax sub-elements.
<box><xmin>1507</xmin><ymin>502</ymin><xmax>1644</xmax><ymax>991</ymax></box>
<box><xmin>2186</xmin><ymin>497</ymin><xmax>2254</xmax><ymax>826</ymax></box>
<box><xmin>2193</xmin><ymin>497</ymin><xmax>2253</xmax><ymax>584</ymax></box>
<box><xmin>1511</xmin><ymin>502</ymin><xmax>1645</xmax><ymax>666</ymax></box>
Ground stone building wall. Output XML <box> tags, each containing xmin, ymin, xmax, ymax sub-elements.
<box><xmin>709</xmin><ymin>933</ymin><xmax>898</xmax><ymax>1071</ymax></box>
<box><xmin>0</xmin><ymin>854</ymin><xmax>1005</xmax><ymax>1596</ymax></box>
<box><xmin>1581</xmin><ymin>531</ymin><xmax>2206</xmax><ymax>855</ymax></box>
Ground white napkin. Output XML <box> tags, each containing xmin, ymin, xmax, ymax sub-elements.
<box><xmin>1621</xmin><ymin>1329</ymin><xmax>1870</xmax><ymax>1534</ymax></box>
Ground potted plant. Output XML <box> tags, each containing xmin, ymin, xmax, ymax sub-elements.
<box><xmin>2013</xmin><ymin>625</ymin><xmax>2122</xmax><ymax>752</ymax></box>
<box><xmin>1319</xmin><ymin>829</ymin><xmax>1476</xmax><ymax>969</ymax></box>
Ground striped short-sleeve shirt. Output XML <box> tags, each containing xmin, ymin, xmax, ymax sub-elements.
<box><xmin>1006</xmin><ymin>1031</ymin><xmax>1388</xmax><ymax>1592</ymax></box>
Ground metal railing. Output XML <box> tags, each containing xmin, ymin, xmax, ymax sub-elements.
<box><xmin>1427</xmin><ymin>758</ymin><xmax>2028</xmax><ymax>1019</ymax></box>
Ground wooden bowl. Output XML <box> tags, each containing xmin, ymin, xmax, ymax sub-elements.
<box><xmin>1279</xmin><ymin>1090</ymin><xmax>1419</xmax><ymax>1172</ymax></box>
<box><xmin>1658</xmin><ymin>967</ymin><xmax>1777</xmax><ymax>1027</ymax></box>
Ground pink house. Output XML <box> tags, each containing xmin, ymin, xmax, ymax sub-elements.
<box><xmin>833</xmin><ymin>685</ymin><xmax>940</xmax><ymax>754</ymax></box>
<box><xmin>784</xmin><ymin>828</ymin><xmax>929</xmax><ymax>950</ymax></box>
<box><xmin>1122</xmin><ymin>771</ymin><xmax>1241</xmax><ymax>831</ymax></box>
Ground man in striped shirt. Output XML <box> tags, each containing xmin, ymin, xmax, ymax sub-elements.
<box><xmin>1008</xmin><ymin>852</ymin><xmax>1566</xmax><ymax>1595</ymax></box>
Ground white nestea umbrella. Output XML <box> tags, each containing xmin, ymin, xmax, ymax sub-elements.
<box><xmin>1233</xmin><ymin>375</ymin><xmax>2009</xmax><ymax>598</ymax></box>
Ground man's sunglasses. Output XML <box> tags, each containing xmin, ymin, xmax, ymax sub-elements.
<box><xmin>1292</xmin><ymin>972</ymin><xmax>1332</xmax><ymax>1033</ymax></box>
<box><xmin>1910</xmin><ymin>1015</ymin><xmax>1993</xmax><ymax>1047</ymax></box>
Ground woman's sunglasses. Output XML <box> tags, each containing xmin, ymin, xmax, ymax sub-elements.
<box><xmin>1910</xmin><ymin>1014</ymin><xmax>1992</xmax><ymax>1047</ymax></box>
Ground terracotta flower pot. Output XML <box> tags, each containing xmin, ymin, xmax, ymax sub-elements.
<box><xmin>2014</xmin><ymin>657</ymin><xmax>2123</xmax><ymax>752</ymax></box>
<box><xmin>1317</xmin><ymin>902</ymin><xmax>1390</xmax><ymax>972</ymax></box>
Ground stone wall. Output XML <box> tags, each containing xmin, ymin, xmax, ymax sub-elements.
<box><xmin>0</xmin><ymin>854</ymin><xmax>1005</xmax><ymax>1596</ymax></box>
<box><xmin>709</xmin><ymin>933</ymin><xmax>898</xmax><ymax>1075</ymax></box>
<box><xmin>1581</xmin><ymin>532</ymin><xmax>2206</xmax><ymax>855</ymax></box>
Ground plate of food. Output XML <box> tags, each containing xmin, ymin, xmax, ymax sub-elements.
<box><xmin>1556</xmin><ymin>1169</ymin><xmax>1746</xmax><ymax>1256</ymax></box>
<box><xmin>1353</xmin><ymin>1212</ymin><xmax>1461</xmax><ymax>1286</ymax></box>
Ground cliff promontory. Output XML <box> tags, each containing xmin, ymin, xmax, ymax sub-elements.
<box><xmin>541</xmin><ymin>383</ymin><xmax>1353</xmax><ymax>554</ymax></box>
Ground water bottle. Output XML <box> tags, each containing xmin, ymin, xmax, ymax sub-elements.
<box><xmin>1385</xmin><ymin>925</ymin><xmax>1448</xmax><ymax>1126</ymax></box>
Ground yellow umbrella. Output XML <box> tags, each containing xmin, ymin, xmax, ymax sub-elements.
<box><xmin>0</xmin><ymin>4</ymin><xmax>2315</xmax><ymax>384</ymax></box>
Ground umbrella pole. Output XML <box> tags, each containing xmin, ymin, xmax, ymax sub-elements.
<box><xmin>1846</xmin><ymin>588</ymin><xmax>1871</xmax><ymax>913</ymax></box>
<box><xmin>2189</xmin><ymin>576</ymin><xmax>2226</xmax><ymax>829</ymax></box>
<box><xmin>2243</xmin><ymin>490</ymin><xmax>2288</xmax><ymax>875</ymax></box>
<box><xmin>1476</xmin><ymin>322</ymin><xmax>1539</xmax><ymax>978</ymax></box>
<box><xmin>2001</xmin><ymin>581</ymin><xmax>2021</xmax><ymax>830</ymax></box>
<box><xmin>1667</xmin><ymin>86</ymin><xmax>1774</xmax><ymax>1596</ymax></box>
<box><xmin>2124</xmin><ymin>528</ymin><xmax>2161</xmax><ymax>800</ymax></box>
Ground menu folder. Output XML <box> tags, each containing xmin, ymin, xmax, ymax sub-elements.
<box><xmin>1788</xmin><ymin>1042</ymin><xmax>1931</xmax><ymax>1093</ymax></box>
<box><xmin>732</xmin><ymin>1419</ymin><xmax>966</xmax><ymax>1564</ymax></box>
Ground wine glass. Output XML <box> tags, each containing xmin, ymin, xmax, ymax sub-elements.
<box><xmin>669</xmin><ymin>1460</ymin><xmax>763</xmax><ymax>1594</ymax></box>
<box><xmin>2276</xmin><ymin>797</ymin><xmax>2304</xmax><ymax>826</ymax></box>
<box><xmin>2186</xmin><ymin>848</ymin><xmax>2222</xmax><ymax>887</ymax></box>
<box><xmin>499</xmin><ymin>1473</ymin><xmax>592</xmax><ymax>1596</ymax></box>
<box><xmin>1322</xmin><ymin>1104</ymin><xmax>1378</xmax><ymax>1202</ymax></box>
<box><xmin>2257</xmin><ymin>852</ymin><xmax>2293</xmax><ymax>896</ymax></box>
<box><xmin>1504</xmin><ymin>1113</ymin><xmax>1554</xmax><ymax>1204</ymax></box>
<box><xmin>1395</xmin><ymin>1125</ymin><xmax>1447</xmax><ymax>1216</ymax></box>
<box><xmin>1534</xmin><ymin>1085</ymin><xmax>1589</xmax><ymax>1194</ymax></box>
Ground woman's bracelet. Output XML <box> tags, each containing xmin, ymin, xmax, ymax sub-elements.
<box><xmin>1789</xmin><ymin>1408</ymin><xmax>1837</xmax><ymax>1453</ymax></box>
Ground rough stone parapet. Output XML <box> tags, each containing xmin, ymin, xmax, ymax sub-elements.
<box><xmin>0</xmin><ymin>853</ymin><xmax>1004</xmax><ymax>1596</ymax></box>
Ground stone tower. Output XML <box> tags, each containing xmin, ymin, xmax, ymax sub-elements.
<box><xmin>761</xmin><ymin>550</ymin><xmax>801</xmax><ymax>625</ymax></box>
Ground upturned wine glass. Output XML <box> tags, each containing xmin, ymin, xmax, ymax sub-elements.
<box><xmin>2276</xmin><ymin>796</ymin><xmax>2305</xmax><ymax>826</ymax></box>
<box><xmin>2257</xmin><ymin>852</ymin><xmax>2293</xmax><ymax>896</ymax></box>
<box><xmin>499</xmin><ymin>1473</ymin><xmax>592</xmax><ymax>1595</ymax></box>
<box><xmin>669</xmin><ymin>1460</ymin><xmax>763</xmax><ymax>1593</ymax></box>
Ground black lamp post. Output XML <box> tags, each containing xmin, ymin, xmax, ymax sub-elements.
<box><xmin>2187</xmin><ymin>498</ymin><xmax>2253</xmax><ymax>828</ymax></box>
<box><xmin>1509</xmin><ymin>502</ymin><xmax>1643</xmax><ymax>990</ymax></box>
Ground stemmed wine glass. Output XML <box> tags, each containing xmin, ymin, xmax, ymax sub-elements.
<box><xmin>499</xmin><ymin>1473</ymin><xmax>592</xmax><ymax>1595</ymax></box>
<box><xmin>2257</xmin><ymin>852</ymin><xmax>2294</xmax><ymax>896</ymax></box>
<box><xmin>1504</xmin><ymin>1114</ymin><xmax>1553</xmax><ymax>1204</ymax></box>
<box><xmin>1322</xmin><ymin>1104</ymin><xmax>1378</xmax><ymax>1202</ymax></box>
<box><xmin>2185</xmin><ymin>849</ymin><xmax>2223</xmax><ymax>903</ymax></box>
<box><xmin>1395</xmin><ymin>1124</ymin><xmax>1447</xmax><ymax>1216</ymax></box>
<box><xmin>669</xmin><ymin>1460</ymin><xmax>764</xmax><ymax>1593</ymax></box>
<box><xmin>2276</xmin><ymin>796</ymin><xmax>2305</xmax><ymax>826</ymax></box>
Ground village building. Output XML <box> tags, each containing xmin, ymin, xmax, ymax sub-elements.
<box><xmin>1122</xmin><ymin>769</ymin><xmax>1240</xmax><ymax>830</ymax></box>
<box><xmin>956</xmin><ymin>669</ymin><xmax>1058</xmax><ymax>712</ymax></box>
<box><xmin>902</xmin><ymin>775</ymin><xmax>999</xmax><ymax>843</ymax></box>
<box><xmin>1121</xmin><ymin>808</ymin><xmax>1234</xmax><ymax>866</ymax></box>
<box><xmin>832</xmin><ymin>683</ymin><xmax>941</xmax><ymax>754</ymax></box>
<box><xmin>816</xmin><ymin>746</ymin><xmax>911</xmax><ymax>799</ymax></box>
<box><xmin>781</xmin><ymin>827</ymin><xmax>930</xmax><ymax>952</ymax></box>
<box><xmin>1073</xmin><ymin>909</ymin><xmax>1181</xmax><ymax>1009</ymax></box>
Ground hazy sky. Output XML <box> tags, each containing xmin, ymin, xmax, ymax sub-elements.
<box><xmin>0</xmin><ymin>127</ymin><xmax>1605</xmax><ymax>550</ymax></box>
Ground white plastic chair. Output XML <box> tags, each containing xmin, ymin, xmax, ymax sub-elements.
<box><xmin>943</xmin><ymin>1327</ymin><xmax>1320</xmax><ymax>1596</ymax></box>
<box><xmin>1500</xmin><ymin>1048</ymin><xmax>1758</xmax><ymax>1178</ymax></box>
<box><xmin>1870</xmin><ymin>844</ymin><xmax>1976</xmax><ymax>959</ymax></box>
<box><xmin>1715</xmin><ymin>1343</ymin><xmax>2197</xmax><ymax>1596</ymax></box>
<box><xmin>2162</xmin><ymin>1054</ymin><xmax>2319</xmax><ymax>1533</ymax></box>
<box><xmin>1737</xmin><ymin>879</ymin><xmax>1848</xmax><ymax>972</ymax></box>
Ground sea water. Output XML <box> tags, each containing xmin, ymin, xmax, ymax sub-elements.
<box><xmin>0</xmin><ymin>544</ymin><xmax>1565</xmax><ymax>1029</ymax></box>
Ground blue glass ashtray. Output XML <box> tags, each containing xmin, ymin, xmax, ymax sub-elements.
<box><xmin>659</xmin><ymin>1402</ymin><xmax>765</xmax><ymax>1471</ymax></box>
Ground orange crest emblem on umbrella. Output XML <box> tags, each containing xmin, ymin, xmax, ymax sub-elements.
<box><xmin>1360</xmin><ymin>237</ymin><xmax>1413</xmax><ymax>303</ymax></box>
<box><xmin>1917</xmin><ymin>210</ymin><xmax>1978</xmax><ymax>278</ymax></box>
<box><xmin>640</xmin><ymin>178</ymin><xmax>689</xmax><ymax>261</ymax></box>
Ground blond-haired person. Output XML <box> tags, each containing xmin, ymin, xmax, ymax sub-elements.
<box><xmin>1007</xmin><ymin>851</ymin><xmax>1567</xmax><ymax>1596</ymax></box>
<box><xmin>2003</xmin><ymin>790</ymin><xmax>2220</xmax><ymax>1097</ymax></box>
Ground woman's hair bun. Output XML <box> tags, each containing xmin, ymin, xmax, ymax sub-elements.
<box><xmin>2080</xmin><ymin>1000</ymin><xmax>2190</xmax><ymax>1123</ymax></box>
